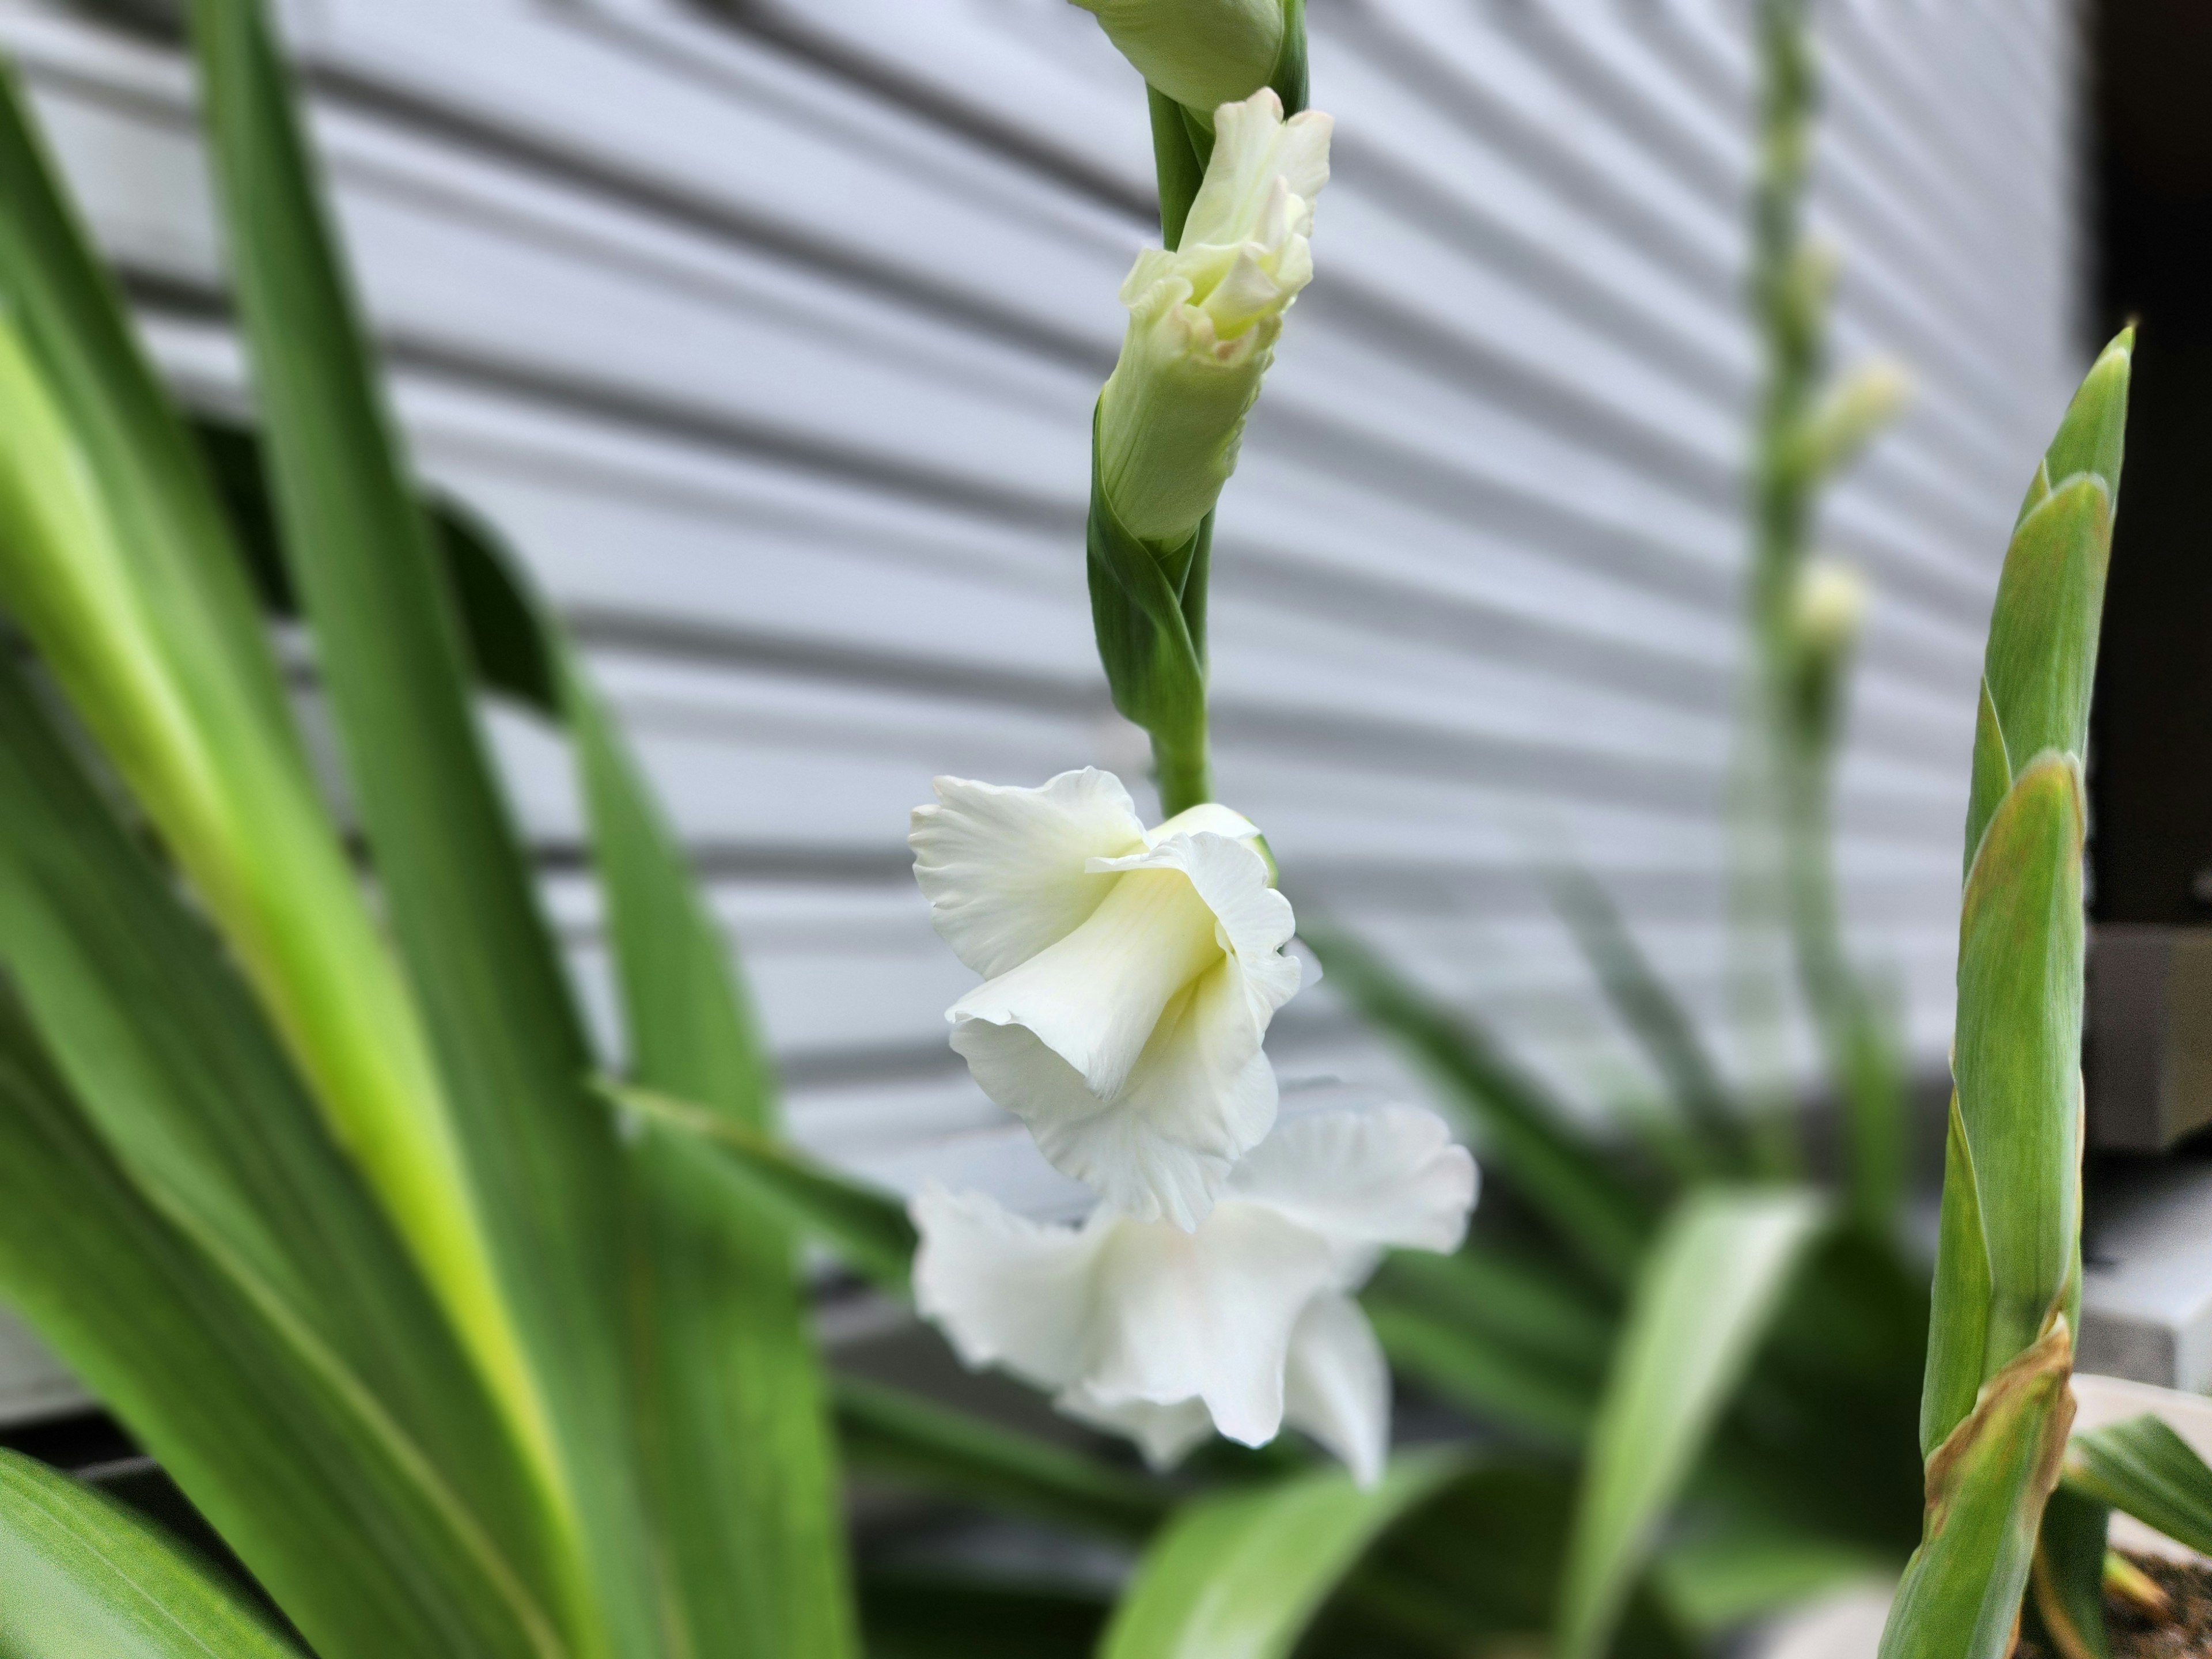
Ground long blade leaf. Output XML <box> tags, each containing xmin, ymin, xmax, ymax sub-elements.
<box><xmin>0</xmin><ymin>1449</ymin><xmax>303</xmax><ymax>1657</ymax></box>
<box><xmin>1555</xmin><ymin>1185</ymin><xmax>1828</xmax><ymax>1659</ymax></box>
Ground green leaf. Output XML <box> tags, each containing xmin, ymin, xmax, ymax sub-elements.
<box><xmin>1877</xmin><ymin>1324</ymin><xmax>2074</xmax><ymax>1659</ymax></box>
<box><xmin>1097</xmin><ymin>1450</ymin><xmax>1471</xmax><ymax>1659</ymax></box>
<box><xmin>0</xmin><ymin>655</ymin><xmax>569</xmax><ymax>1657</ymax></box>
<box><xmin>610</xmin><ymin>1083</ymin><xmax>919</xmax><ymax>1295</ymax></box>
<box><xmin>834</xmin><ymin>1374</ymin><xmax>1171</xmax><ymax>1541</ymax></box>
<box><xmin>2028</xmin><ymin>1486</ymin><xmax>2111</xmax><ymax>1659</ymax></box>
<box><xmin>2065</xmin><ymin>1412</ymin><xmax>2212</xmax><ymax>1558</ymax></box>
<box><xmin>1952</xmin><ymin>757</ymin><xmax>2085</xmax><ymax>1377</ymax></box>
<box><xmin>0</xmin><ymin>1449</ymin><xmax>304</xmax><ymax>1657</ymax></box>
<box><xmin>1920</xmin><ymin>1094</ymin><xmax>1994</xmax><ymax>1457</ymax></box>
<box><xmin>1555</xmin><ymin>1185</ymin><xmax>1828</xmax><ymax>1659</ymax></box>
<box><xmin>1302</xmin><ymin>925</ymin><xmax>1651</xmax><ymax>1282</ymax></box>
<box><xmin>1963</xmin><ymin>680</ymin><xmax>2012</xmax><ymax>880</ymax></box>
<box><xmin>1087</xmin><ymin>410</ymin><xmax>1213</xmax><ymax>815</ymax></box>
<box><xmin>189</xmin><ymin>1</ymin><xmax>662</xmax><ymax>1642</ymax></box>
<box><xmin>0</xmin><ymin>67</ymin><xmax>536</xmax><ymax>1520</ymax></box>
<box><xmin>1363</xmin><ymin>1299</ymin><xmax>1594</xmax><ymax>1446</ymax></box>
<box><xmin>1547</xmin><ymin>866</ymin><xmax>1747</xmax><ymax>1171</ymax></box>
<box><xmin>2039</xmin><ymin>331</ymin><xmax>2131</xmax><ymax>498</ymax></box>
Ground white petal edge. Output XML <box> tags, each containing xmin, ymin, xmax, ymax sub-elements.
<box><xmin>1231</xmin><ymin>1105</ymin><xmax>1478</xmax><ymax>1274</ymax></box>
<box><xmin>1089</xmin><ymin>830</ymin><xmax>1302</xmax><ymax>1019</ymax></box>
<box><xmin>908</xmin><ymin>1187</ymin><xmax>1112</xmax><ymax>1392</ymax></box>
<box><xmin>1281</xmin><ymin>1291</ymin><xmax>1391</xmax><ymax>1487</ymax></box>
<box><xmin>1058</xmin><ymin>1391</ymin><xmax>1214</xmax><ymax>1472</ymax></box>
<box><xmin>910</xmin><ymin>769</ymin><xmax>1147</xmax><ymax>979</ymax></box>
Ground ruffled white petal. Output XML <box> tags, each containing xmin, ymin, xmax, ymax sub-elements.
<box><xmin>1089</xmin><ymin>830</ymin><xmax>1302</xmax><ymax>1021</ymax></box>
<box><xmin>907</xmin><ymin>1187</ymin><xmax>1112</xmax><ymax>1392</ymax></box>
<box><xmin>1232</xmin><ymin>1104</ymin><xmax>1478</xmax><ymax>1274</ymax></box>
<box><xmin>949</xmin><ymin>955</ymin><xmax>1278</xmax><ymax>1229</ymax></box>
<box><xmin>1080</xmin><ymin>1201</ymin><xmax>1339</xmax><ymax>1448</ymax></box>
<box><xmin>948</xmin><ymin>866</ymin><xmax>1222</xmax><ymax>1100</ymax></box>
<box><xmin>1281</xmin><ymin>1291</ymin><xmax>1392</xmax><ymax>1487</ymax></box>
<box><xmin>910</xmin><ymin>770</ymin><xmax>1147</xmax><ymax>979</ymax></box>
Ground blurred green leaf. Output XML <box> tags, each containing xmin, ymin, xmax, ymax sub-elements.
<box><xmin>0</xmin><ymin>658</ymin><xmax>566</xmax><ymax>1658</ymax></box>
<box><xmin>611</xmin><ymin>1082</ymin><xmax>919</xmax><ymax>1295</ymax></box>
<box><xmin>1555</xmin><ymin>1186</ymin><xmax>1828</xmax><ymax>1659</ymax></box>
<box><xmin>1303</xmin><ymin>925</ymin><xmax>1651</xmax><ymax>1281</ymax></box>
<box><xmin>2064</xmin><ymin>1412</ymin><xmax>2212</xmax><ymax>1557</ymax></box>
<box><xmin>191</xmin><ymin>0</ymin><xmax>667</xmax><ymax>1640</ymax></box>
<box><xmin>0</xmin><ymin>64</ymin><xmax>536</xmax><ymax>1524</ymax></box>
<box><xmin>1547</xmin><ymin>866</ymin><xmax>1746</xmax><ymax>1172</ymax></box>
<box><xmin>835</xmin><ymin>1374</ymin><xmax>1171</xmax><ymax>1541</ymax></box>
<box><xmin>1363</xmin><ymin>1300</ymin><xmax>1595</xmax><ymax>1447</ymax></box>
<box><xmin>0</xmin><ymin>1449</ymin><xmax>304</xmax><ymax>1657</ymax></box>
<box><xmin>1097</xmin><ymin>1450</ymin><xmax>1470</xmax><ymax>1659</ymax></box>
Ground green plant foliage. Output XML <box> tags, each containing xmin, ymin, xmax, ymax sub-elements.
<box><xmin>1555</xmin><ymin>1187</ymin><xmax>1828</xmax><ymax>1659</ymax></box>
<box><xmin>0</xmin><ymin>1449</ymin><xmax>304</xmax><ymax>1657</ymax></box>
<box><xmin>834</xmin><ymin>1375</ymin><xmax>1173</xmax><ymax>1541</ymax></box>
<box><xmin>1097</xmin><ymin>1450</ymin><xmax>1471</xmax><ymax>1659</ymax></box>
<box><xmin>857</xmin><ymin>1570</ymin><xmax>1115</xmax><ymax>1658</ymax></box>
<box><xmin>2065</xmin><ymin>1414</ymin><xmax>2212</xmax><ymax>1558</ymax></box>
<box><xmin>2028</xmin><ymin>1487</ymin><xmax>2112</xmax><ymax>1659</ymax></box>
<box><xmin>1880</xmin><ymin>327</ymin><xmax>2132</xmax><ymax>1659</ymax></box>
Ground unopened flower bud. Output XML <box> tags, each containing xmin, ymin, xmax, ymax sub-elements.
<box><xmin>1071</xmin><ymin>0</ymin><xmax>1285</xmax><ymax>118</ymax></box>
<box><xmin>1096</xmin><ymin>88</ymin><xmax>1331</xmax><ymax>547</ymax></box>
<box><xmin>1790</xmin><ymin>556</ymin><xmax>1868</xmax><ymax>746</ymax></box>
<box><xmin>1800</xmin><ymin>357</ymin><xmax>1911</xmax><ymax>480</ymax></box>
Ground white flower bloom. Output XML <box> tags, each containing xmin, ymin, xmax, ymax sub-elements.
<box><xmin>911</xmin><ymin>768</ymin><xmax>1300</xmax><ymax>1229</ymax></box>
<box><xmin>911</xmin><ymin>1105</ymin><xmax>1478</xmax><ymax>1486</ymax></box>
<box><xmin>1070</xmin><ymin>0</ymin><xmax>1285</xmax><ymax>120</ymax></box>
<box><xmin>1097</xmin><ymin>88</ymin><xmax>1332</xmax><ymax>547</ymax></box>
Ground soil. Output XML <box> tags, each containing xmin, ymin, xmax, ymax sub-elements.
<box><xmin>2093</xmin><ymin>1554</ymin><xmax>2212</xmax><ymax>1659</ymax></box>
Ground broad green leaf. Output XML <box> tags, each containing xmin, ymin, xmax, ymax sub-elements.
<box><xmin>2064</xmin><ymin>1412</ymin><xmax>2212</xmax><ymax>1557</ymax></box>
<box><xmin>1878</xmin><ymin>1324</ymin><xmax>2074</xmax><ymax>1659</ymax></box>
<box><xmin>537</xmin><ymin>551</ymin><xmax>854</xmax><ymax>1648</ymax></box>
<box><xmin>1555</xmin><ymin>1185</ymin><xmax>1828</xmax><ymax>1659</ymax></box>
<box><xmin>834</xmin><ymin>1374</ymin><xmax>1170</xmax><ymax>1541</ymax></box>
<box><xmin>1302</xmin><ymin>925</ymin><xmax>1650</xmax><ymax>1281</ymax></box>
<box><xmin>190</xmin><ymin>1</ymin><xmax>658</xmax><ymax>1642</ymax></box>
<box><xmin>2027</xmin><ymin>1486</ymin><xmax>2110</xmax><ymax>1659</ymax></box>
<box><xmin>1953</xmin><ymin>757</ymin><xmax>2084</xmax><ymax>1376</ymax></box>
<box><xmin>0</xmin><ymin>981</ymin><xmax>560</xmax><ymax>1658</ymax></box>
<box><xmin>1656</xmin><ymin>1522</ymin><xmax>1892</xmax><ymax>1633</ymax></box>
<box><xmin>0</xmin><ymin>1449</ymin><xmax>302</xmax><ymax>1657</ymax></box>
<box><xmin>1920</xmin><ymin>1094</ymin><xmax>1994</xmax><ymax>1456</ymax></box>
<box><xmin>0</xmin><ymin>69</ymin><xmax>533</xmax><ymax>1514</ymax></box>
<box><xmin>1098</xmin><ymin>1450</ymin><xmax>1471</xmax><ymax>1659</ymax></box>
<box><xmin>1369</xmin><ymin>1242</ymin><xmax>1613</xmax><ymax>1374</ymax></box>
<box><xmin>612</xmin><ymin>1084</ymin><xmax>919</xmax><ymax>1295</ymax></box>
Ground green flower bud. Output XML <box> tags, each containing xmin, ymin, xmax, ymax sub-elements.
<box><xmin>1095</xmin><ymin>88</ymin><xmax>1331</xmax><ymax>547</ymax></box>
<box><xmin>1071</xmin><ymin>0</ymin><xmax>1286</xmax><ymax>116</ymax></box>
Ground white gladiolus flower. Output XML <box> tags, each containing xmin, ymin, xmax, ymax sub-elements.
<box><xmin>1096</xmin><ymin>88</ymin><xmax>1332</xmax><ymax>547</ymax></box>
<box><xmin>910</xmin><ymin>768</ymin><xmax>1301</xmax><ymax>1230</ymax></box>
<box><xmin>1071</xmin><ymin>0</ymin><xmax>1285</xmax><ymax>120</ymax></box>
<box><xmin>912</xmin><ymin>1106</ymin><xmax>1476</xmax><ymax>1485</ymax></box>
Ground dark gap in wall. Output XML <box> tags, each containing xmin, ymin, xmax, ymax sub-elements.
<box><xmin>2088</xmin><ymin>0</ymin><xmax>2212</xmax><ymax>923</ymax></box>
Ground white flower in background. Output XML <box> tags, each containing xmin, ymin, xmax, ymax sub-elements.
<box><xmin>911</xmin><ymin>1105</ymin><xmax>1476</xmax><ymax>1486</ymax></box>
<box><xmin>1070</xmin><ymin>0</ymin><xmax>1285</xmax><ymax>120</ymax></box>
<box><xmin>910</xmin><ymin>767</ymin><xmax>1300</xmax><ymax>1230</ymax></box>
<box><xmin>1096</xmin><ymin>87</ymin><xmax>1332</xmax><ymax>547</ymax></box>
<box><xmin>1792</xmin><ymin>555</ymin><xmax>1868</xmax><ymax>662</ymax></box>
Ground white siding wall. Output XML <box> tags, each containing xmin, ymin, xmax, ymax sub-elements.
<box><xmin>0</xmin><ymin>0</ymin><xmax>2078</xmax><ymax>1413</ymax></box>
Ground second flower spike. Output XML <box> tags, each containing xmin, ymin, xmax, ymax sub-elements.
<box><xmin>911</xmin><ymin>768</ymin><xmax>1302</xmax><ymax>1228</ymax></box>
